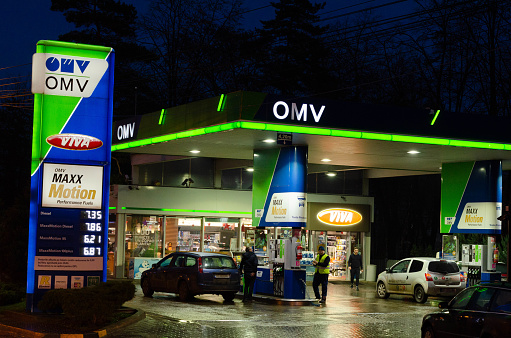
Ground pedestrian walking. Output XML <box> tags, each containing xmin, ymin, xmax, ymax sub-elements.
<box><xmin>348</xmin><ymin>247</ymin><xmax>363</xmax><ymax>290</ymax></box>
<box><xmin>239</xmin><ymin>246</ymin><xmax>258</xmax><ymax>302</ymax></box>
<box><xmin>312</xmin><ymin>245</ymin><xmax>330</xmax><ymax>303</ymax></box>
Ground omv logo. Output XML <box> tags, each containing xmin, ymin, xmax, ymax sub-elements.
<box><xmin>32</xmin><ymin>53</ymin><xmax>109</xmax><ymax>98</ymax></box>
<box><xmin>45</xmin><ymin>57</ymin><xmax>90</xmax><ymax>74</ymax></box>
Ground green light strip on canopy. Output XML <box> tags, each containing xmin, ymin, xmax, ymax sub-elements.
<box><xmin>119</xmin><ymin>206</ymin><xmax>251</xmax><ymax>214</ymax></box>
<box><xmin>111</xmin><ymin>122</ymin><xmax>511</xmax><ymax>151</ymax></box>
<box><xmin>159</xmin><ymin>109</ymin><xmax>167</xmax><ymax>125</ymax></box>
<box><xmin>431</xmin><ymin>110</ymin><xmax>440</xmax><ymax>125</ymax></box>
<box><xmin>217</xmin><ymin>94</ymin><xmax>225</xmax><ymax>111</ymax></box>
<box><xmin>109</xmin><ymin>207</ymin><xmax>116</xmax><ymax>210</ymax></box>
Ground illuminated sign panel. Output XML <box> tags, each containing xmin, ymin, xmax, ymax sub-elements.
<box><xmin>27</xmin><ymin>41</ymin><xmax>114</xmax><ymax>312</ymax></box>
<box><xmin>307</xmin><ymin>203</ymin><xmax>370</xmax><ymax>232</ymax></box>
<box><xmin>42</xmin><ymin>163</ymin><xmax>103</xmax><ymax>209</ymax></box>
<box><xmin>316</xmin><ymin>208</ymin><xmax>363</xmax><ymax>226</ymax></box>
<box><xmin>32</xmin><ymin>53</ymin><xmax>109</xmax><ymax>98</ymax></box>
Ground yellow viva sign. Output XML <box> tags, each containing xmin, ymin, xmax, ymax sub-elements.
<box><xmin>316</xmin><ymin>208</ymin><xmax>362</xmax><ymax>226</ymax></box>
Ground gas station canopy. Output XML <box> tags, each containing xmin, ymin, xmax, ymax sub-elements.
<box><xmin>112</xmin><ymin>91</ymin><xmax>511</xmax><ymax>176</ymax></box>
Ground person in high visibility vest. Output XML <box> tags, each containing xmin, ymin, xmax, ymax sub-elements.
<box><xmin>312</xmin><ymin>245</ymin><xmax>330</xmax><ymax>303</ymax></box>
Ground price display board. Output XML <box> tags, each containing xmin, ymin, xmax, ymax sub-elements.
<box><xmin>27</xmin><ymin>41</ymin><xmax>114</xmax><ymax>312</ymax></box>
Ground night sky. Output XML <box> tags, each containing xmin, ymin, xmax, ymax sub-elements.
<box><xmin>0</xmin><ymin>0</ymin><xmax>411</xmax><ymax>77</ymax></box>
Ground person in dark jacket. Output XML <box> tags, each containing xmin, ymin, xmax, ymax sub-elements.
<box><xmin>348</xmin><ymin>247</ymin><xmax>363</xmax><ymax>290</ymax></box>
<box><xmin>239</xmin><ymin>246</ymin><xmax>258</xmax><ymax>302</ymax></box>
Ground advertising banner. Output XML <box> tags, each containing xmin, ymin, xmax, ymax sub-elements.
<box><xmin>252</xmin><ymin>146</ymin><xmax>307</xmax><ymax>228</ymax></box>
<box><xmin>441</xmin><ymin>160</ymin><xmax>502</xmax><ymax>234</ymax></box>
<box><xmin>27</xmin><ymin>41</ymin><xmax>114</xmax><ymax>312</ymax></box>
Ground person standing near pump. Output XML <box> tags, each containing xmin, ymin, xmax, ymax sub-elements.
<box><xmin>348</xmin><ymin>247</ymin><xmax>363</xmax><ymax>290</ymax></box>
<box><xmin>239</xmin><ymin>246</ymin><xmax>258</xmax><ymax>302</ymax></box>
<box><xmin>312</xmin><ymin>245</ymin><xmax>330</xmax><ymax>303</ymax></box>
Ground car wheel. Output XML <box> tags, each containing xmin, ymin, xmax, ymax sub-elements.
<box><xmin>414</xmin><ymin>285</ymin><xmax>428</xmax><ymax>303</ymax></box>
<box><xmin>222</xmin><ymin>292</ymin><xmax>236</xmax><ymax>302</ymax></box>
<box><xmin>422</xmin><ymin>324</ymin><xmax>435</xmax><ymax>338</ymax></box>
<box><xmin>377</xmin><ymin>281</ymin><xmax>390</xmax><ymax>299</ymax></box>
<box><xmin>141</xmin><ymin>278</ymin><xmax>154</xmax><ymax>298</ymax></box>
<box><xmin>178</xmin><ymin>281</ymin><xmax>191</xmax><ymax>301</ymax></box>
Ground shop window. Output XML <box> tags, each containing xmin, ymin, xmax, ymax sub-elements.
<box><xmin>162</xmin><ymin>160</ymin><xmax>190</xmax><ymax>186</ymax></box>
<box><xmin>204</xmin><ymin>218</ymin><xmax>239</xmax><ymax>252</ymax></box>
<box><xmin>221</xmin><ymin>168</ymin><xmax>253</xmax><ymax>190</ymax></box>
<box><xmin>138</xmin><ymin>162</ymin><xmax>163</xmax><ymax>186</ymax></box>
<box><xmin>125</xmin><ymin>215</ymin><xmax>163</xmax><ymax>258</ymax></box>
<box><xmin>190</xmin><ymin>158</ymin><xmax>214</xmax><ymax>188</ymax></box>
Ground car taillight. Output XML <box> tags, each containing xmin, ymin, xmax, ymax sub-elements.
<box><xmin>198</xmin><ymin>257</ymin><xmax>203</xmax><ymax>273</ymax></box>
<box><xmin>425</xmin><ymin>273</ymin><xmax>433</xmax><ymax>281</ymax></box>
<box><xmin>460</xmin><ymin>273</ymin><xmax>465</xmax><ymax>282</ymax></box>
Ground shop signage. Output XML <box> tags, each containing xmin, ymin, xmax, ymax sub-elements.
<box><xmin>316</xmin><ymin>208</ymin><xmax>362</xmax><ymax>226</ymax></box>
<box><xmin>46</xmin><ymin>134</ymin><xmax>103</xmax><ymax>150</ymax></box>
<box><xmin>113</xmin><ymin>116</ymin><xmax>141</xmax><ymax>143</ymax></box>
<box><xmin>307</xmin><ymin>203</ymin><xmax>370</xmax><ymax>232</ymax></box>
<box><xmin>32</xmin><ymin>53</ymin><xmax>109</xmax><ymax>98</ymax></box>
<box><xmin>273</xmin><ymin>101</ymin><xmax>325</xmax><ymax>123</ymax></box>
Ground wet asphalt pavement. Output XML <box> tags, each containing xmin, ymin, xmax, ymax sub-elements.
<box><xmin>106</xmin><ymin>280</ymin><xmax>446</xmax><ymax>338</ymax></box>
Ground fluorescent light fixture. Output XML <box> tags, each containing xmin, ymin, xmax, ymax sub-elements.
<box><xmin>263</xmin><ymin>139</ymin><xmax>275</xmax><ymax>143</ymax></box>
<box><xmin>321</xmin><ymin>158</ymin><xmax>331</xmax><ymax>162</ymax></box>
<box><xmin>253</xmin><ymin>153</ymin><xmax>259</xmax><ymax>157</ymax></box>
<box><xmin>246</xmin><ymin>168</ymin><xmax>254</xmax><ymax>172</ymax></box>
<box><xmin>189</xmin><ymin>150</ymin><xmax>201</xmax><ymax>154</ymax></box>
<box><xmin>326</xmin><ymin>172</ymin><xmax>337</xmax><ymax>177</ymax></box>
<box><xmin>407</xmin><ymin>150</ymin><xmax>421</xmax><ymax>154</ymax></box>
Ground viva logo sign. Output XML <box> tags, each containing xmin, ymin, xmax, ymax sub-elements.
<box><xmin>317</xmin><ymin>208</ymin><xmax>362</xmax><ymax>226</ymax></box>
<box><xmin>32</xmin><ymin>53</ymin><xmax>109</xmax><ymax>98</ymax></box>
<box><xmin>46</xmin><ymin>134</ymin><xmax>103</xmax><ymax>151</ymax></box>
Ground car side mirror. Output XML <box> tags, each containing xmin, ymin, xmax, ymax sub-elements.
<box><xmin>152</xmin><ymin>263</ymin><xmax>157</xmax><ymax>268</ymax></box>
<box><xmin>385</xmin><ymin>268</ymin><xmax>391</xmax><ymax>273</ymax></box>
<box><xmin>438</xmin><ymin>301</ymin><xmax>449</xmax><ymax>309</ymax></box>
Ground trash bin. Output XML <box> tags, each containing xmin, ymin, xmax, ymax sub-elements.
<box><xmin>366</xmin><ymin>264</ymin><xmax>377</xmax><ymax>282</ymax></box>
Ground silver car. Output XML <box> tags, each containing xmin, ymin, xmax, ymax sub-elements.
<box><xmin>376</xmin><ymin>257</ymin><xmax>466</xmax><ymax>303</ymax></box>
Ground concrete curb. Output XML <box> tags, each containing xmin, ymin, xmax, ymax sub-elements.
<box><xmin>0</xmin><ymin>308</ymin><xmax>146</xmax><ymax>338</ymax></box>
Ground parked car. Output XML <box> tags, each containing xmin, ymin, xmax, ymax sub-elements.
<box><xmin>376</xmin><ymin>257</ymin><xmax>466</xmax><ymax>303</ymax></box>
<box><xmin>421</xmin><ymin>282</ymin><xmax>511</xmax><ymax>338</ymax></box>
<box><xmin>141</xmin><ymin>252</ymin><xmax>240</xmax><ymax>301</ymax></box>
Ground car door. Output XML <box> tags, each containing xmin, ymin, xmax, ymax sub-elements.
<box><xmin>462</xmin><ymin>286</ymin><xmax>497</xmax><ymax>337</ymax></box>
<box><xmin>166</xmin><ymin>254</ymin><xmax>186</xmax><ymax>292</ymax></box>
<box><xmin>406</xmin><ymin>259</ymin><xmax>424</xmax><ymax>294</ymax></box>
<box><xmin>435</xmin><ymin>287</ymin><xmax>476</xmax><ymax>337</ymax></box>
<box><xmin>151</xmin><ymin>254</ymin><xmax>174</xmax><ymax>291</ymax></box>
<box><xmin>387</xmin><ymin>259</ymin><xmax>411</xmax><ymax>293</ymax></box>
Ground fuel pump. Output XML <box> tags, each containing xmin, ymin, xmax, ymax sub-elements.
<box><xmin>266</xmin><ymin>237</ymin><xmax>306</xmax><ymax>298</ymax></box>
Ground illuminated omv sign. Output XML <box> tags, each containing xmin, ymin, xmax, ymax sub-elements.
<box><xmin>32</xmin><ymin>53</ymin><xmax>108</xmax><ymax>98</ymax></box>
<box><xmin>273</xmin><ymin>101</ymin><xmax>325</xmax><ymax>123</ymax></box>
<box><xmin>317</xmin><ymin>208</ymin><xmax>362</xmax><ymax>226</ymax></box>
<box><xmin>47</xmin><ymin>134</ymin><xmax>103</xmax><ymax>150</ymax></box>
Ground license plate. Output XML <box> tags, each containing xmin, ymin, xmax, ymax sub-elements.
<box><xmin>215</xmin><ymin>274</ymin><xmax>230</xmax><ymax>279</ymax></box>
<box><xmin>440</xmin><ymin>288</ymin><xmax>455</xmax><ymax>293</ymax></box>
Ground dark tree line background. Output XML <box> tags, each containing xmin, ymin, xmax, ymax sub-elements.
<box><xmin>1</xmin><ymin>0</ymin><xmax>511</xmax><ymax>282</ymax></box>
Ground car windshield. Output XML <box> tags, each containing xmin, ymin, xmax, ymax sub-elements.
<box><xmin>428</xmin><ymin>261</ymin><xmax>459</xmax><ymax>273</ymax></box>
<box><xmin>203</xmin><ymin>256</ymin><xmax>236</xmax><ymax>269</ymax></box>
